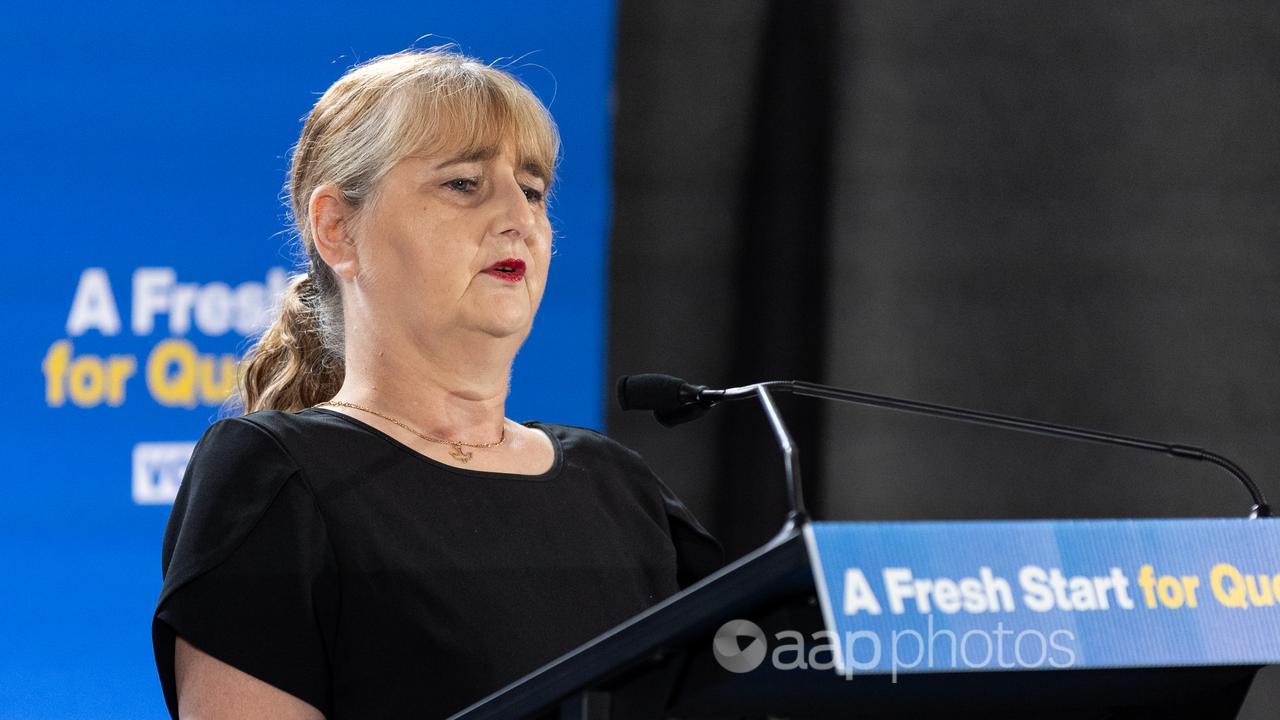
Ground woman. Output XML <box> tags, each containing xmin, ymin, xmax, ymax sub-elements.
<box><xmin>152</xmin><ymin>48</ymin><xmax>722</xmax><ymax>719</ymax></box>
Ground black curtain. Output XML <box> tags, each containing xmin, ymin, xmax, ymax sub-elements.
<box><xmin>606</xmin><ymin>0</ymin><xmax>839</xmax><ymax>558</ymax></box>
<box><xmin>607</xmin><ymin>2</ymin><xmax>1280</xmax><ymax>713</ymax></box>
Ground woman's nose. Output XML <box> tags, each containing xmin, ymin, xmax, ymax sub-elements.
<box><xmin>491</xmin><ymin>176</ymin><xmax>539</xmax><ymax>240</ymax></box>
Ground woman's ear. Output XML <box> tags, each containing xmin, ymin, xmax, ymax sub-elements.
<box><xmin>309</xmin><ymin>185</ymin><xmax>360</xmax><ymax>280</ymax></box>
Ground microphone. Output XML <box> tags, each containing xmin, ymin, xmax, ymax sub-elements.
<box><xmin>615</xmin><ymin>374</ymin><xmax>714</xmax><ymax>427</ymax></box>
<box><xmin>615</xmin><ymin>374</ymin><xmax>1273</xmax><ymax>520</ymax></box>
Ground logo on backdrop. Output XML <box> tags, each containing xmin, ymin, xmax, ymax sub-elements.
<box><xmin>43</xmin><ymin>266</ymin><xmax>288</xmax><ymax>504</ymax></box>
<box><xmin>44</xmin><ymin>266</ymin><xmax>287</xmax><ymax>409</ymax></box>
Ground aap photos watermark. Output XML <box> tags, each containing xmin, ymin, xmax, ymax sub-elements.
<box><xmin>712</xmin><ymin>616</ymin><xmax>1077</xmax><ymax>682</ymax></box>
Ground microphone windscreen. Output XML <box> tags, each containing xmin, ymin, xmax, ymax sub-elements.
<box><xmin>616</xmin><ymin>373</ymin><xmax>689</xmax><ymax>411</ymax></box>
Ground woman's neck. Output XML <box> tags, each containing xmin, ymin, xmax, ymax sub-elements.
<box><xmin>329</xmin><ymin>328</ymin><xmax>516</xmax><ymax>444</ymax></box>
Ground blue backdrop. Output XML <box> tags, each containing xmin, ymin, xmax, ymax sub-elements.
<box><xmin>0</xmin><ymin>3</ymin><xmax>614</xmax><ymax>717</ymax></box>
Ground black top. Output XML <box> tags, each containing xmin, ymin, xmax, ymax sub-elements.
<box><xmin>152</xmin><ymin>408</ymin><xmax>722</xmax><ymax>719</ymax></box>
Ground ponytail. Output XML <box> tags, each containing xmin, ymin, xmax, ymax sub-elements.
<box><xmin>235</xmin><ymin>272</ymin><xmax>344</xmax><ymax>413</ymax></box>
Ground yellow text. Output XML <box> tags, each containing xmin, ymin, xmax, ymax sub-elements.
<box><xmin>42</xmin><ymin>340</ymin><xmax>136</xmax><ymax>407</ymax></box>
<box><xmin>145</xmin><ymin>338</ymin><xmax>239</xmax><ymax>408</ymax></box>
<box><xmin>1136</xmin><ymin>564</ymin><xmax>1201</xmax><ymax>609</ymax></box>
<box><xmin>1210</xmin><ymin>563</ymin><xmax>1280</xmax><ymax>610</ymax></box>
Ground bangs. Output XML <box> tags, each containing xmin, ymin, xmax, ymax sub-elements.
<box><xmin>393</xmin><ymin>64</ymin><xmax>560</xmax><ymax>187</ymax></box>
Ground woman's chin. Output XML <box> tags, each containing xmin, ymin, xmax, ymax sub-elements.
<box><xmin>475</xmin><ymin>314</ymin><xmax>533</xmax><ymax>341</ymax></box>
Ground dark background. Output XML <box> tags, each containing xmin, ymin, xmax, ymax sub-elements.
<box><xmin>606</xmin><ymin>1</ymin><xmax>1280</xmax><ymax>715</ymax></box>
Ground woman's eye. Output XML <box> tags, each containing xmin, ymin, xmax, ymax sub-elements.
<box><xmin>522</xmin><ymin>186</ymin><xmax>545</xmax><ymax>204</ymax></box>
<box><xmin>443</xmin><ymin>178</ymin><xmax>479</xmax><ymax>193</ymax></box>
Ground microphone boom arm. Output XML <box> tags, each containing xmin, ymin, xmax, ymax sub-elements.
<box><xmin>703</xmin><ymin>380</ymin><xmax>1271</xmax><ymax>519</ymax></box>
<box><xmin>751</xmin><ymin>385</ymin><xmax>808</xmax><ymax>531</ymax></box>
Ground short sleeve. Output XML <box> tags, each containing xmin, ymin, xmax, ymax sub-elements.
<box><xmin>152</xmin><ymin>416</ymin><xmax>338</xmax><ymax>719</ymax></box>
<box><xmin>652</xmin><ymin>476</ymin><xmax>724</xmax><ymax>589</ymax></box>
<box><xmin>576</xmin><ymin>425</ymin><xmax>726</xmax><ymax>590</ymax></box>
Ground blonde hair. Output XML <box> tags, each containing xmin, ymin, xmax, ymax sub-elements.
<box><xmin>234</xmin><ymin>47</ymin><xmax>560</xmax><ymax>414</ymax></box>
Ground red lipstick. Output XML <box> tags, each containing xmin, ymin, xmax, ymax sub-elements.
<box><xmin>483</xmin><ymin>258</ymin><xmax>526</xmax><ymax>282</ymax></box>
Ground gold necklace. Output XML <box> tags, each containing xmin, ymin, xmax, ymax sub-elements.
<box><xmin>314</xmin><ymin>400</ymin><xmax>505</xmax><ymax>464</ymax></box>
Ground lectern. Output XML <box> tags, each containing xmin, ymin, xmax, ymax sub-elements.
<box><xmin>451</xmin><ymin>517</ymin><xmax>1280</xmax><ymax>719</ymax></box>
<box><xmin>454</xmin><ymin>377</ymin><xmax>1280</xmax><ymax>718</ymax></box>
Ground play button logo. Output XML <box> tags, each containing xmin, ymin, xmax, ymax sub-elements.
<box><xmin>712</xmin><ymin>619</ymin><xmax>767</xmax><ymax>673</ymax></box>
